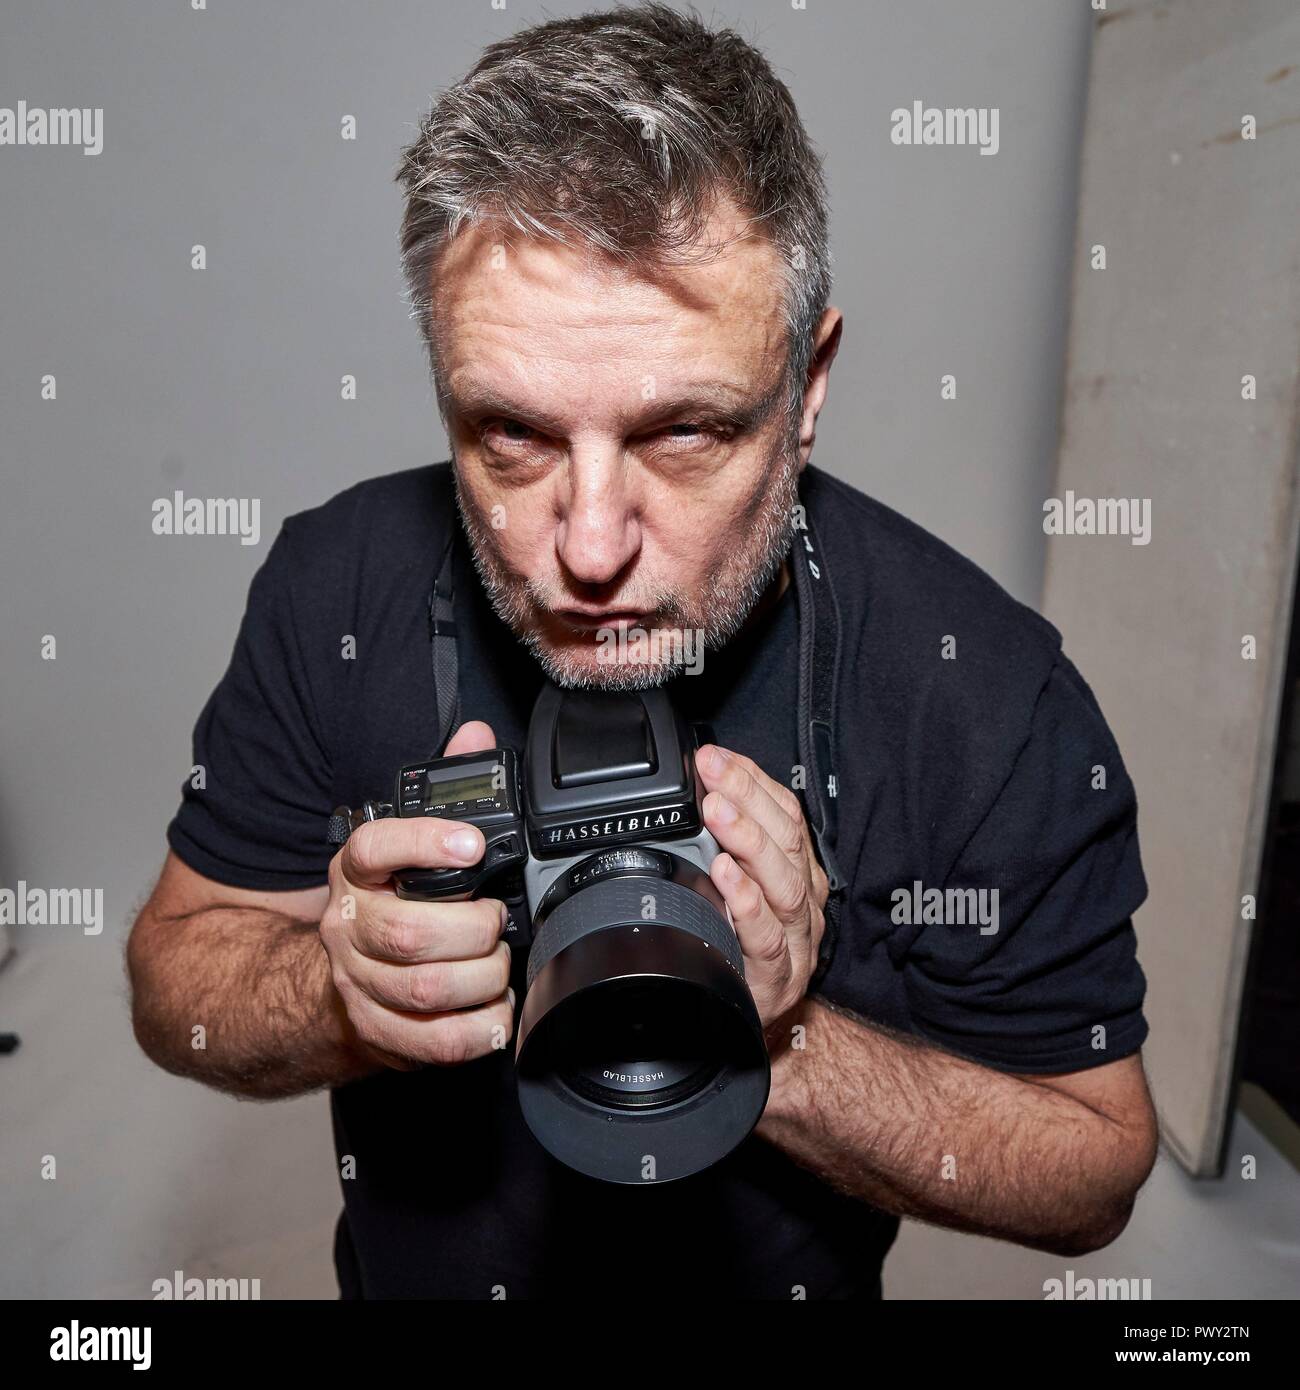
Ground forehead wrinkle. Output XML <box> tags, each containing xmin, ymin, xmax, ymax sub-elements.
<box><xmin>434</xmin><ymin>213</ymin><xmax>785</xmax><ymax>357</ymax></box>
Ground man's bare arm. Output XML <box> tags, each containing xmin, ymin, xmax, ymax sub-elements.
<box><xmin>126</xmin><ymin>852</ymin><xmax>379</xmax><ymax>1099</ymax></box>
<box><xmin>128</xmin><ymin>722</ymin><xmax>514</xmax><ymax>1099</ymax></box>
<box><xmin>757</xmin><ymin>996</ymin><xmax>1160</xmax><ymax>1256</ymax></box>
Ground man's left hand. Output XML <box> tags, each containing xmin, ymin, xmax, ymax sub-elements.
<box><xmin>694</xmin><ymin>744</ymin><xmax>830</xmax><ymax>1040</ymax></box>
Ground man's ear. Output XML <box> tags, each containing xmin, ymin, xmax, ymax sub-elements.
<box><xmin>797</xmin><ymin>307</ymin><xmax>843</xmax><ymax>471</ymax></box>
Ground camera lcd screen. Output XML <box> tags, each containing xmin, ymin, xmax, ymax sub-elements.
<box><xmin>424</xmin><ymin>770</ymin><xmax>499</xmax><ymax>807</ymax></box>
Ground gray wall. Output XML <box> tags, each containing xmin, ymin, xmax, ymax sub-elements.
<box><xmin>1041</xmin><ymin>0</ymin><xmax>1300</xmax><ymax>1178</ymax></box>
<box><xmin>4</xmin><ymin>0</ymin><xmax>1246</xmax><ymax>1300</ymax></box>
<box><xmin>0</xmin><ymin>0</ymin><xmax>1090</xmax><ymax>927</ymax></box>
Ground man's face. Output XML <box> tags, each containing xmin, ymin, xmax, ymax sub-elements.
<box><xmin>432</xmin><ymin>203</ymin><xmax>807</xmax><ymax>689</ymax></box>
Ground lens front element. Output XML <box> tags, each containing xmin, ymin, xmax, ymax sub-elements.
<box><xmin>515</xmin><ymin>869</ymin><xmax>770</xmax><ymax>1184</ymax></box>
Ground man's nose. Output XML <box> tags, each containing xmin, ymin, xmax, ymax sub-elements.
<box><xmin>555</xmin><ymin>454</ymin><xmax>642</xmax><ymax>587</ymax></box>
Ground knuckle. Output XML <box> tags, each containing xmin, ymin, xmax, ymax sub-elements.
<box><xmin>376</xmin><ymin>911</ymin><xmax>423</xmax><ymax>961</ymax></box>
<box><xmin>737</xmin><ymin>873</ymin><xmax>765</xmax><ymax>916</ymax></box>
<box><xmin>777</xmin><ymin>822</ymin><xmax>804</xmax><ymax>858</ymax></box>
<box><xmin>330</xmin><ymin>962</ymin><xmax>355</xmax><ymax>1002</ymax></box>
<box><xmin>784</xmin><ymin>873</ymin><xmax>810</xmax><ymax>920</ymax></box>
<box><xmin>810</xmin><ymin>903</ymin><xmax>827</xmax><ymax>946</ymax></box>
<box><xmin>482</xmin><ymin>898</ymin><xmax>507</xmax><ymax>941</ymax></box>
<box><xmin>812</xmin><ymin>864</ymin><xmax>830</xmax><ymax>907</ymax></box>
<box><xmin>492</xmin><ymin>942</ymin><xmax>512</xmax><ymax>991</ymax></box>
<box><xmin>427</xmin><ymin>1015</ymin><xmax>479</xmax><ymax>1066</ymax></box>
<box><xmin>726</xmin><ymin>760</ymin><xmax>755</xmax><ymax>800</ymax></box>
<box><xmin>319</xmin><ymin>903</ymin><xmax>341</xmax><ymax>943</ymax></box>
<box><xmin>752</xmin><ymin>921</ymin><xmax>791</xmax><ymax>966</ymax></box>
<box><xmin>407</xmin><ymin>962</ymin><xmax>450</xmax><ymax>1011</ymax></box>
<box><xmin>346</xmin><ymin>824</ymin><xmax>383</xmax><ymax>879</ymax></box>
<box><xmin>748</xmin><ymin>817</ymin><xmax>773</xmax><ymax>858</ymax></box>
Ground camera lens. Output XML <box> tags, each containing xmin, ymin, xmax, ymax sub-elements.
<box><xmin>515</xmin><ymin>863</ymin><xmax>770</xmax><ymax>1184</ymax></box>
<box><xmin>550</xmin><ymin>980</ymin><xmax>723</xmax><ymax>1110</ymax></box>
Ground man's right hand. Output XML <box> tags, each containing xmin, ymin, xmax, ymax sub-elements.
<box><xmin>319</xmin><ymin>720</ymin><xmax>515</xmax><ymax>1071</ymax></box>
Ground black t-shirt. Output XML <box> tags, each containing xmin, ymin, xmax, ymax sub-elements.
<box><xmin>167</xmin><ymin>461</ymin><xmax>1149</xmax><ymax>1300</ymax></box>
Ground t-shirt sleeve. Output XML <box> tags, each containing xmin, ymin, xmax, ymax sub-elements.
<box><xmin>902</xmin><ymin>653</ymin><xmax>1149</xmax><ymax>1074</ymax></box>
<box><xmin>166</xmin><ymin>520</ymin><xmax>335</xmax><ymax>890</ymax></box>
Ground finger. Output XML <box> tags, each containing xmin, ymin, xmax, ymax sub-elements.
<box><xmin>708</xmin><ymin>851</ymin><xmax>792</xmax><ymax>986</ymax></box>
<box><xmin>696</xmin><ymin>744</ymin><xmax>831</xmax><ymax>920</ymax></box>
<box><xmin>353</xmin><ymin>895</ymin><xmax>507</xmax><ymax>963</ymax></box>
<box><xmin>349</xmin><ymin>988</ymin><xmax>516</xmax><ymax>1067</ymax></box>
<box><xmin>443</xmin><ymin>720</ymin><xmax>498</xmax><ymax>757</ymax></box>
<box><xmin>345</xmin><ymin>939</ymin><xmax>512</xmax><ymax>1015</ymax></box>
<box><xmin>807</xmin><ymin>895</ymin><xmax>827</xmax><ymax>965</ymax></box>
<box><xmin>805</xmin><ymin>839</ymin><xmax>831</xmax><ymax>913</ymax></box>
<box><xmin>340</xmin><ymin>814</ymin><xmax>486</xmax><ymax>888</ymax></box>
<box><xmin>702</xmin><ymin>789</ymin><xmax>810</xmax><ymax>930</ymax></box>
<box><xmin>695</xmin><ymin>745</ymin><xmax>805</xmax><ymax>862</ymax></box>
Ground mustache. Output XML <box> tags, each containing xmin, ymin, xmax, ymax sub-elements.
<box><xmin>514</xmin><ymin>571</ymin><xmax>682</xmax><ymax>622</ymax></box>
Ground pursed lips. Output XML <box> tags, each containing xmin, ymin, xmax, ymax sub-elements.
<box><xmin>554</xmin><ymin>609</ymin><xmax>646</xmax><ymax>631</ymax></box>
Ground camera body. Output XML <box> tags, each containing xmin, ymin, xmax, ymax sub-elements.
<box><xmin>331</xmin><ymin>682</ymin><xmax>769</xmax><ymax>1184</ymax></box>
<box><xmin>332</xmin><ymin>687</ymin><xmax>722</xmax><ymax>950</ymax></box>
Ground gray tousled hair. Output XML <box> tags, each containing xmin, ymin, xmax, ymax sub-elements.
<box><xmin>395</xmin><ymin>2</ymin><xmax>833</xmax><ymax>436</ymax></box>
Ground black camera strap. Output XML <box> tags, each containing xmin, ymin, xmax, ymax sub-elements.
<box><xmin>429</xmin><ymin>542</ymin><xmax>460</xmax><ymax>746</ymax></box>
<box><xmin>788</xmin><ymin>506</ymin><xmax>846</xmax><ymax>985</ymax></box>
<box><xmin>426</xmin><ymin>485</ymin><xmax>845</xmax><ymax>985</ymax></box>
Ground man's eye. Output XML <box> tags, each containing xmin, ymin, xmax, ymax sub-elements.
<box><xmin>658</xmin><ymin>422</ymin><xmax>724</xmax><ymax>446</ymax></box>
<box><xmin>479</xmin><ymin>418</ymin><xmax>730</xmax><ymax>453</ymax></box>
<box><xmin>480</xmin><ymin>418</ymin><xmax>539</xmax><ymax>450</ymax></box>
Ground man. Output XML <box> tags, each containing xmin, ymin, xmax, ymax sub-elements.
<box><xmin>127</xmin><ymin>4</ymin><xmax>1157</xmax><ymax>1299</ymax></box>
